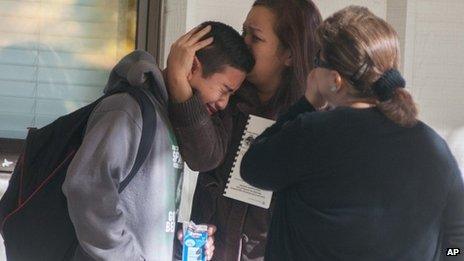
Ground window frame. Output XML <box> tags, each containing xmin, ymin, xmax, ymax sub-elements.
<box><xmin>137</xmin><ymin>0</ymin><xmax>165</xmax><ymax>65</ymax></box>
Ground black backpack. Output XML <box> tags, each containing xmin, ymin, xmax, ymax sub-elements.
<box><xmin>0</xmin><ymin>82</ymin><xmax>157</xmax><ymax>261</ymax></box>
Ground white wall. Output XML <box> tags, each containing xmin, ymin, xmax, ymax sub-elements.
<box><xmin>400</xmin><ymin>0</ymin><xmax>464</xmax><ymax>170</ymax></box>
<box><xmin>161</xmin><ymin>0</ymin><xmax>188</xmax><ymax>67</ymax></box>
<box><xmin>161</xmin><ymin>0</ymin><xmax>254</xmax><ymax>67</ymax></box>
<box><xmin>314</xmin><ymin>0</ymin><xmax>386</xmax><ymax>18</ymax></box>
<box><xmin>184</xmin><ymin>0</ymin><xmax>254</xmax><ymax>30</ymax></box>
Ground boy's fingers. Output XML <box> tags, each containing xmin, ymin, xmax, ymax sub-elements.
<box><xmin>177</xmin><ymin>229</ymin><xmax>183</xmax><ymax>242</ymax></box>
<box><xmin>193</xmin><ymin>37</ymin><xmax>214</xmax><ymax>51</ymax></box>
<box><xmin>206</xmin><ymin>235</ymin><xmax>214</xmax><ymax>245</ymax></box>
<box><xmin>187</xmin><ymin>25</ymin><xmax>212</xmax><ymax>45</ymax></box>
<box><xmin>205</xmin><ymin>243</ymin><xmax>215</xmax><ymax>261</ymax></box>
<box><xmin>177</xmin><ymin>25</ymin><xmax>200</xmax><ymax>44</ymax></box>
<box><xmin>207</xmin><ymin>224</ymin><xmax>217</xmax><ymax>236</ymax></box>
<box><xmin>206</xmin><ymin>248</ymin><xmax>214</xmax><ymax>260</ymax></box>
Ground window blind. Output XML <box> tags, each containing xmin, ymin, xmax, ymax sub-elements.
<box><xmin>0</xmin><ymin>0</ymin><xmax>136</xmax><ymax>139</ymax></box>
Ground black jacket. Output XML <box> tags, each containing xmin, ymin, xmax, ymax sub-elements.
<box><xmin>241</xmin><ymin>97</ymin><xmax>464</xmax><ymax>261</ymax></box>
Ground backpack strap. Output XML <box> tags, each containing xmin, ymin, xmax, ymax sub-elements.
<box><xmin>106</xmin><ymin>84</ymin><xmax>157</xmax><ymax>193</ymax></box>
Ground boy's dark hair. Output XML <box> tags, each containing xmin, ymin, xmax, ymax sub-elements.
<box><xmin>196</xmin><ymin>21</ymin><xmax>255</xmax><ymax>77</ymax></box>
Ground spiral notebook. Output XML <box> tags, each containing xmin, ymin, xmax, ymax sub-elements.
<box><xmin>223</xmin><ymin>115</ymin><xmax>275</xmax><ymax>209</ymax></box>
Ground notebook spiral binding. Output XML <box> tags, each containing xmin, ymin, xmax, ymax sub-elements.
<box><xmin>224</xmin><ymin>116</ymin><xmax>252</xmax><ymax>192</ymax></box>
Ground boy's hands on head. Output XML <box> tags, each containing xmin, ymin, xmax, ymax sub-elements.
<box><xmin>166</xmin><ymin>25</ymin><xmax>214</xmax><ymax>103</ymax></box>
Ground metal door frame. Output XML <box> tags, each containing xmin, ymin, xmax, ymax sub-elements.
<box><xmin>137</xmin><ymin>0</ymin><xmax>165</xmax><ymax>65</ymax></box>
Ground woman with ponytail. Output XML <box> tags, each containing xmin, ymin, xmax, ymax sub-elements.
<box><xmin>241</xmin><ymin>6</ymin><xmax>464</xmax><ymax>261</ymax></box>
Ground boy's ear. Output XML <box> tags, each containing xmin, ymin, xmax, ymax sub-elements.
<box><xmin>188</xmin><ymin>56</ymin><xmax>202</xmax><ymax>81</ymax></box>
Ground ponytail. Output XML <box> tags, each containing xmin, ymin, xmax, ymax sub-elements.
<box><xmin>377</xmin><ymin>88</ymin><xmax>418</xmax><ymax>127</ymax></box>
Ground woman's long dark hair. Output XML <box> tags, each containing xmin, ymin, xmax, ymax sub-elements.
<box><xmin>253</xmin><ymin>0</ymin><xmax>322</xmax><ymax>116</ymax></box>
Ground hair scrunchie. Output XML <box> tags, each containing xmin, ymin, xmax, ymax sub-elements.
<box><xmin>372</xmin><ymin>69</ymin><xmax>406</xmax><ymax>102</ymax></box>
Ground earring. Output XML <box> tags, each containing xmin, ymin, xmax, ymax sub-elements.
<box><xmin>330</xmin><ymin>86</ymin><xmax>337</xmax><ymax>92</ymax></box>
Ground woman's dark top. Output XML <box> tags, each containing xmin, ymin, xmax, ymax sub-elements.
<box><xmin>241</xmin><ymin>97</ymin><xmax>464</xmax><ymax>261</ymax></box>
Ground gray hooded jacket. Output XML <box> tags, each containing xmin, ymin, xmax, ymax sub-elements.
<box><xmin>62</xmin><ymin>50</ymin><xmax>183</xmax><ymax>261</ymax></box>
